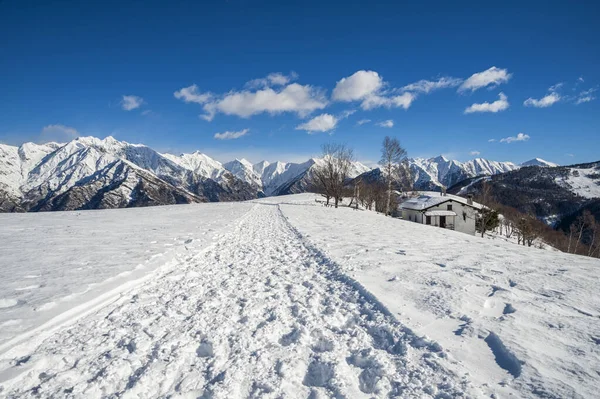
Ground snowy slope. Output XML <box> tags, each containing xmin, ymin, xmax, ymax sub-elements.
<box><xmin>0</xmin><ymin>194</ymin><xmax>598</xmax><ymax>398</ymax></box>
<box><xmin>0</xmin><ymin>202</ymin><xmax>253</xmax><ymax>348</ymax></box>
<box><xmin>521</xmin><ymin>158</ymin><xmax>559</xmax><ymax>168</ymax></box>
<box><xmin>555</xmin><ymin>165</ymin><xmax>600</xmax><ymax>199</ymax></box>
<box><xmin>279</xmin><ymin>194</ymin><xmax>600</xmax><ymax>398</ymax></box>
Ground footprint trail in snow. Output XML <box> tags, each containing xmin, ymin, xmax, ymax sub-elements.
<box><xmin>0</xmin><ymin>204</ymin><xmax>471</xmax><ymax>398</ymax></box>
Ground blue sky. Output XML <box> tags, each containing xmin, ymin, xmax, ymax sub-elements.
<box><xmin>1</xmin><ymin>0</ymin><xmax>598</xmax><ymax>166</ymax></box>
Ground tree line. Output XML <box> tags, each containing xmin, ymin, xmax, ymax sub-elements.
<box><xmin>310</xmin><ymin>136</ymin><xmax>412</xmax><ymax>215</ymax></box>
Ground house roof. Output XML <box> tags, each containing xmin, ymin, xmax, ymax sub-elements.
<box><xmin>424</xmin><ymin>210</ymin><xmax>457</xmax><ymax>216</ymax></box>
<box><xmin>400</xmin><ymin>191</ymin><xmax>483</xmax><ymax>211</ymax></box>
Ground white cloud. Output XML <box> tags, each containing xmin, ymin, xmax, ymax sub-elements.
<box><xmin>578</xmin><ymin>77</ymin><xmax>585</xmax><ymax>83</ymax></box>
<box><xmin>332</xmin><ymin>70</ymin><xmax>417</xmax><ymax>110</ymax></box>
<box><xmin>402</xmin><ymin>77</ymin><xmax>463</xmax><ymax>93</ymax></box>
<box><xmin>339</xmin><ymin>109</ymin><xmax>356</xmax><ymax>118</ymax></box>
<box><xmin>524</xmin><ymin>92</ymin><xmax>561</xmax><ymax>108</ymax></box>
<box><xmin>213</xmin><ymin>128</ymin><xmax>249</xmax><ymax>140</ymax></box>
<box><xmin>464</xmin><ymin>92</ymin><xmax>509</xmax><ymax>114</ymax></box>
<box><xmin>566</xmin><ymin>153</ymin><xmax>574</xmax><ymax>157</ymax></box>
<box><xmin>500</xmin><ymin>132</ymin><xmax>530</xmax><ymax>143</ymax></box>
<box><xmin>575</xmin><ymin>88</ymin><xmax>597</xmax><ymax>104</ymax></box>
<box><xmin>246</xmin><ymin>72</ymin><xmax>298</xmax><ymax>88</ymax></box>
<box><xmin>488</xmin><ymin>139</ymin><xmax>496</xmax><ymax>142</ymax></box>
<box><xmin>121</xmin><ymin>95</ymin><xmax>144</xmax><ymax>111</ymax></box>
<box><xmin>40</xmin><ymin>124</ymin><xmax>80</xmax><ymax>142</ymax></box>
<box><xmin>332</xmin><ymin>70</ymin><xmax>383</xmax><ymax>102</ymax></box>
<box><xmin>548</xmin><ymin>82</ymin><xmax>564</xmax><ymax>92</ymax></box>
<box><xmin>141</xmin><ymin>110</ymin><xmax>153</xmax><ymax>116</ymax></box>
<box><xmin>362</xmin><ymin>92</ymin><xmax>415</xmax><ymax>110</ymax></box>
<box><xmin>42</xmin><ymin>124</ymin><xmax>79</xmax><ymax>138</ymax></box>
<box><xmin>296</xmin><ymin>114</ymin><xmax>338</xmax><ymax>133</ymax></box>
<box><xmin>356</xmin><ymin>119</ymin><xmax>371</xmax><ymax>125</ymax></box>
<box><xmin>173</xmin><ymin>84</ymin><xmax>212</xmax><ymax>104</ymax></box>
<box><xmin>198</xmin><ymin>83</ymin><xmax>328</xmax><ymax>121</ymax></box>
<box><xmin>470</xmin><ymin>150</ymin><xmax>481</xmax><ymax>156</ymax></box>
<box><xmin>377</xmin><ymin>120</ymin><xmax>394</xmax><ymax>128</ymax></box>
<box><xmin>458</xmin><ymin>67</ymin><xmax>512</xmax><ymax>92</ymax></box>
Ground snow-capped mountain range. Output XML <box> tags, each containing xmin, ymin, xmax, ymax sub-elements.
<box><xmin>0</xmin><ymin>136</ymin><xmax>559</xmax><ymax>212</ymax></box>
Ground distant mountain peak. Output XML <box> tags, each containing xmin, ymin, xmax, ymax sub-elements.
<box><xmin>521</xmin><ymin>158</ymin><xmax>559</xmax><ymax>167</ymax></box>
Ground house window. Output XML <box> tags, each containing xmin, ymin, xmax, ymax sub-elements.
<box><xmin>447</xmin><ymin>204</ymin><xmax>452</xmax><ymax>211</ymax></box>
<box><xmin>426</xmin><ymin>216</ymin><xmax>431</xmax><ymax>225</ymax></box>
<box><xmin>463</xmin><ymin>211</ymin><xmax>467</xmax><ymax>221</ymax></box>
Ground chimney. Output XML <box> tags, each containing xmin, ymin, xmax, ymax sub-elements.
<box><xmin>467</xmin><ymin>194</ymin><xmax>473</xmax><ymax>205</ymax></box>
<box><xmin>441</xmin><ymin>186</ymin><xmax>447</xmax><ymax>197</ymax></box>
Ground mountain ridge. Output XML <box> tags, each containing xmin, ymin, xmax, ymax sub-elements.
<box><xmin>0</xmin><ymin>136</ymin><xmax>565</xmax><ymax>212</ymax></box>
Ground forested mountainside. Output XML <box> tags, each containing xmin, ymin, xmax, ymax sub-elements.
<box><xmin>448</xmin><ymin>161</ymin><xmax>600</xmax><ymax>229</ymax></box>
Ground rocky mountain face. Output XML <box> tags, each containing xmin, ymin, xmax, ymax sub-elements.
<box><xmin>408</xmin><ymin>155</ymin><xmax>519</xmax><ymax>190</ymax></box>
<box><xmin>0</xmin><ymin>137</ymin><xmax>259</xmax><ymax>212</ymax></box>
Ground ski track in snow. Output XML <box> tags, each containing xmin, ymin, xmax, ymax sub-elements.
<box><xmin>0</xmin><ymin>204</ymin><xmax>469</xmax><ymax>398</ymax></box>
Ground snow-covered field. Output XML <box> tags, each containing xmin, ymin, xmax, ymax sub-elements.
<box><xmin>0</xmin><ymin>203</ymin><xmax>252</xmax><ymax>349</ymax></box>
<box><xmin>0</xmin><ymin>194</ymin><xmax>599</xmax><ymax>398</ymax></box>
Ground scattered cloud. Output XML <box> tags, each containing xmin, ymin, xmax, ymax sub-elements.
<box><xmin>332</xmin><ymin>70</ymin><xmax>416</xmax><ymax>110</ymax></box>
<box><xmin>40</xmin><ymin>124</ymin><xmax>80</xmax><ymax>142</ymax></box>
<box><xmin>524</xmin><ymin>84</ymin><xmax>562</xmax><ymax>108</ymax></box>
<box><xmin>524</xmin><ymin>92</ymin><xmax>561</xmax><ymax>108</ymax></box>
<box><xmin>548</xmin><ymin>82</ymin><xmax>564</xmax><ymax>92</ymax></box>
<box><xmin>500</xmin><ymin>132</ymin><xmax>530</xmax><ymax>143</ymax></box>
<box><xmin>566</xmin><ymin>153</ymin><xmax>574</xmax><ymax>157</ymax></box>
<box><xmin>578</xmin><ymin>77</ymin><xmax>585</xmax><ymax>83</ymax></box>
<box><xmin>488</xmin><ymin>139</ymin><xmax>496</xmax><ymax>142</ymax></box>
<box><xmin>246</xmin><ymin>72</ymin><xmax>298</xmax><ymax>88</ymax></box>
<box><xmin>174</xmin><ymin>84</ymin><xmax>213</xmax><ymax>104</ymax></box>
<box><xmin>361</xmin><ymin>92</ymin><xmax>415</xmax><ymax>110</ymax></box>
<box><xmin>214</xmin><ymin>128</ymin><xmax>249</xmax><ymax>140</ymax></box>
<box><xmin>296</xmin><ymin>113</ymin><xmax>338</xmax><ymax>133</ymax></box>
<box><xmin>470</xmin><ymin>150</ymin><xmax>481</xmax><ymax>156</ymax></box>
<box><xmin>464</xmin><ymin>92</ymin><xmax>509</xmax><ymax>114</ymax></box>
<box><xmin>458</xmin><ymin>66</ymin><xmax>511</xmax><ymax>93</ymax></box>
<box><xmin>175</xmin><ymin>80</ymin><xmax>328</xmax><ymax>122</ymax></box>
<box><xmin>401</xmin><ymin>77</ymin><xmax>463</xmax><ymax>94</ymax></box>
<box><xmin>575</xmin><ymin>88</ymin><xmax>597</xmax><ymax>104</ymax></box>
<box><xmin>121</xmin><ymin>95</ymin><xmax>144</xmax><ymax>111</ymax></box>
<box><xmin>356</xmin><ymin>119</ymin><xmax>371</xmax><ymax>125</ymax></box>
<box><xmin>377</xmin><ymin>120</ymin><xmax>394</xmax><ymax>128</ymax></box>
<box><xmin>339</xmin><ymin>109</ymin><xmax>356</xmax><ymax>118</ymax></box>
<box><xmin>207</xmin><ymin>84</ymin><xmax>327</xmax><ymax>121</ymax></box>
<box><xmin>332</xmin><ymin>70</ymin><xmax>383</xmax><ymax>102</ymax></box>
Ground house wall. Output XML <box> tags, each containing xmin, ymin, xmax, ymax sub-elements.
<box><xmin>401</xmin><ymin>209</ymin><xmax>423</xmax><ymax>223</ymax></box>
<box><xmin>402</xmin><ymin>199</ymin><xmax>478</xmax><ymax>235</ymax></box>
<box><xmin>425</xmin><ymin>200</ymin><xmax>477</xmax><ymax>235</ymax></box>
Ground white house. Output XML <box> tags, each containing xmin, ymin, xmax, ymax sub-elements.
<box><xmin>400</xmin><ymin>192</ymin><xmax>482</xmax><ymax>235</ymax></box>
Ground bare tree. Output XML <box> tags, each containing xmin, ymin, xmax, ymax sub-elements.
<box><xmin>379</xmin><ymin>136</ymin><xmax>409</xmax><ymax>216</ymax></box>
<box><xmin>584</xmin><ymin>211</ymin><xmax>597</xmax><ymax>257</ymax></box>
<box><xmin>570</xmin><ymin>214</ymin><xmax>587</xmax><ymax>254</ymax></box>
<box><xmin>476</xmin><ymin>180</ymin><xmax>499</xmax><ymax>237</ymax></box>
<box><xmin>311</xmin><ymin>143</ymin><xmax>355</xmax><ymax>209</ymax></box>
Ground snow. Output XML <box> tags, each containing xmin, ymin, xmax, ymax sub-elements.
<box><xmin>0</xmin><ymin>193</ymin><xmax>599</xmax><ymax>398</ymax></box>
<box><xmin>0</xmin><ymin>202</ymin><xmax>252</xmax><ymax>349</ymax></box>
<box><xmin>279</xmin><ymin>194</ymin><xmax>600</xmax><ymax>398</ymax></box>
<box><xmin>520</xmin><ymin>158</ymin><xmax>559</xmax><ymax>168</ymax></box>
<box><xmin>409</xmin><ymin>155</ymin><xmax>518</xmax><ymax>189</ymax></box>
<box><xmin>556</xmin><ymin>167</ymin><xmax>600</xmax><ymax>199</ymax></box>
<box><xmin>401</xmin><ymin>192</ymin><xmax>482</xmax><ymax>211</ymax></box>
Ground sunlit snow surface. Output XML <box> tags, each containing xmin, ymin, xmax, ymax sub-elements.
<box><xmin>0</xmin><ymin>203</ymin><xmax>252</xmax><ymax>347</ymax></box>
<box><xmin>0</xmin><ymin>194</ymin><xmax>598</xmax><ymax>398</ymax></box>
